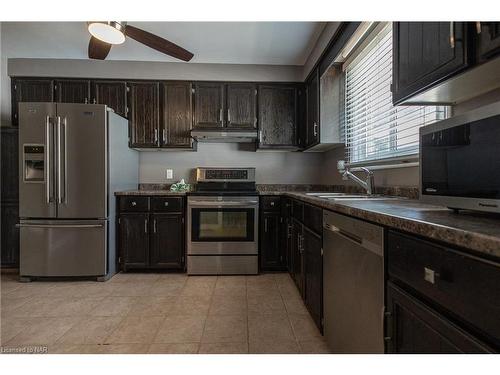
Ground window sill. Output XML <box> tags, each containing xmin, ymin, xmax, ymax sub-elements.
<box><xmin>347</xmin><ymin>155</ymin><xmax>419</xmax><ymax>171</ymax></box>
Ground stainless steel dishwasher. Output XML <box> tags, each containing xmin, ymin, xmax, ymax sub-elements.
<box><xmin>323</xmin><ymin>210</ymin><xmax>385</xmax><ymax>353</ymax></box>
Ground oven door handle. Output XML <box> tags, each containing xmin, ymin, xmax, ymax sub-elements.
<box><xmin>189</xmin><ymin>201</ymin><xmax>258</xmax><ymax>206</ymax></box>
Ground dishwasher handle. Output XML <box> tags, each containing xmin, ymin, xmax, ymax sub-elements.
<box><xmin>324</xmin><ymin>222</ymin><xmax>383</xmax><ymax>256</ymax></box>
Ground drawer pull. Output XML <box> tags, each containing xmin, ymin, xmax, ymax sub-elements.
<box><xmin>164</xmin><ymin>202</ymin><xmax>169</xmax><ymax>206</ymax></box>
<box><xmin>270</xmin><ymin>201</ymin><xmax>275</xmax><ymax>206</ymax></box>
<box><xmin>131</xmin><ymin>201</ymin><xmax>137</xmax><ymax>206</ymax></box>
<box><xmin>424</xmin><ymin>267</ymin><xmax>440</xmax><ymax>284</ymax></box>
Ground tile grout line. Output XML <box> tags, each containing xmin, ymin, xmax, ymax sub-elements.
<box><xmin>277</xmin><ymin>273</ymin><xmax>303</xmax><ymax>352</ymax></box>
<box><xmin>197</xmin><ymin>276</ymin><xmax>217</xmax><ymax>354</ymax></box>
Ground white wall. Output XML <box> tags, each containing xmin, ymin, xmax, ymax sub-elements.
<box><xmin>140</xmin><ymin>143</ymin><xmax>323</xmax><ymax>184</ymax></box>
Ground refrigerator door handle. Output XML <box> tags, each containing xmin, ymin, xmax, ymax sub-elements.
<box><xmin>45</xmin><ymin>115</ymin><xmax>52</xmax><ymax>204</ymax></box>
<box><xmin>57</xmin><ymin>116</ymin><xmax>67</xmax><ymax>204</ymax></box>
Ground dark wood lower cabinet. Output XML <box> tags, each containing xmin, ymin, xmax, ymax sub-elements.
<box><xmin>386</xmin><ymin>282</ymin><xmax>493</xmax><ymax>353</ymax></box>
<box><xmin>291</xmin><ymin>217</ymin><xmax>304</xmax><ymax>296</ymax></box>
<box><xmin>260</xmin><ymin>212</ymin><xmax>284</xmax><ymax>271</ymax></box>
<box><xmin>119</xmin><ymin>214</ymin><xmax>150</xmax><ymax>269</ymax></box>
<box><xmin>151</xmin><ymin>214</ymin><xmax>185</xmax><ymax>269</ymax></box>
<box><xmin>1</xmin><ymin>203</ymin><xmax>20</xmax><ymax>267</ymax></box>
<box><xmin>118</xmin><ymin>196</ymin><xmax>185</xmax><ymax>271</ymax></box>
<box><xmin>303</xmin><ymin>227</ymin><xmax>323</xmax><ymax>332</ymax></box>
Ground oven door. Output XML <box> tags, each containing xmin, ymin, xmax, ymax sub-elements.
<box><xmin>187</xmin><ymin>197</ymin><xmax>259</xmax><ymax>255</ymax></box>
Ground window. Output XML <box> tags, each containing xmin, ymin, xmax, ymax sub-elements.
<box><xmin>344</xmin><ymin>24</ymin><xmax>447</xmax><ymax>165</ymax></box>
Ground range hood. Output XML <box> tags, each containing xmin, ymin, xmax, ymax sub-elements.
<box><xmin>191</xmin><ymin>129</ymin><xmax>258</xmax><ymax>143</ymax></box>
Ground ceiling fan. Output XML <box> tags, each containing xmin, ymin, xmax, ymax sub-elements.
<box><xmin>87</xmin><ymin>21</ymin><xmax>194</xmax><ymax>62</ymax></box>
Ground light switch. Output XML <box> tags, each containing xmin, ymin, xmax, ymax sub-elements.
<box><xmin>166</xmin><ymin>169</ymin><xmax>173</xmax><ymax>179</ymax></box>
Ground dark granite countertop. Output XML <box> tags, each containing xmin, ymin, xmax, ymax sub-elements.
<box><xmin>114</xmin><ymin>189</ymin><xmax>500</xmax><ymax>259</ymax></box>
<box><xmin>280</xmin><ymin>192</ymin><xmax>500</xmax><ymax>260</ymax></box>
<box><xmin>115</xmin><ymin>190</ymin><xmax>187</xmax><ymax>196</ymax></box>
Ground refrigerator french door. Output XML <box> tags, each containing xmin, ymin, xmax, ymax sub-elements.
<box><xmin>18</xmin><ymin>102</ymin><xmax>108</xmax><ymax>278</ymax></box>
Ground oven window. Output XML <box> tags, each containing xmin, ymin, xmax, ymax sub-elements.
<box><xmin>191</xmin><ymin>208</ymin><xmax>255</xmax><ymax>242</ymax></box>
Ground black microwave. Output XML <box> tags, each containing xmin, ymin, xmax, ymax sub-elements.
<box><xmin>420</xmin><ymin>102</ymin><xmax>500</xmax><ymax>213</ymax></box>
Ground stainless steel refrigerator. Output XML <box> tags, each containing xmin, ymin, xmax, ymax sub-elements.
<box><xmin>18</xmin><ymin>102</ymin><xmax>138</xmax><ymax>281</ymax></box>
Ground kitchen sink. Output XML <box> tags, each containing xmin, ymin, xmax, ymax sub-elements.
<box><xmin>305</xmin><ymin>192</ymin><xmax>400</xmax><ymax>201</ymax></box>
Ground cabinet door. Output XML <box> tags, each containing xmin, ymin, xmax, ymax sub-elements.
<box><xmin>128</xmin><ymin>82</ymin><xmax>160</xmax><ymax>148</ymax></box>
<box><xmin>476</xmin><ymin>22</ymin><xmax>500</xmax><ymax>62</ymax></box>
<box><xmin>282</xmin><ymin>198</ymin><xmax>293</xmax><ymax>272</ymax></box>
<box><xmin>193</xmin><ymin>82</ymin><xmax>224</xmax><ymax>128</ymax></box>
<box><xmin>119</xmin><ymin>214</ymin><xmax>150</xmax><ymax>269</ymax></box>
<box><xmin>386</xmin><ymin>283</ymin><xmax>493</xmax><ymax>353</ymax></box>
<box><xmin>226</xmin><ymin>83</ymin><xmax>257</xmax><ymax>129</ymax></box>
<box><xmin>306</xmin><ymin>68</ymin><xmax>320</xmax><ymax>148</ymax></box>
<box><xmin>1</xmin><ymin>202</ymin><xmax>20</xmax><ymax>267</ymax></box>
<box><xmin>297</xmin><ymin>85</ymin><xmax>307</xmax><ymax>149</ymax></box>
<box><xmin>55</xmin><ymin>80</ymin><xmax>91</xmax><ymax>103</ymax></box>
<box><xmin>91</xmin><ymin>80</ymin><xmax>128</xmax><ymax>117</ymax></box>
<box><xmin>303</xmin><ymin>227</ymin><xmax>323</xmax><ymax>332</ymax></box>
<box><xmin>257</xmin><ymin>85</ymin><xmax>297</xmax><ymax>148</ymax></box>
<box><xmin>151</xmin><ymin>214</ymin><xmax>185</xmax><ymax>270</ymax></box>
<box><xmin>1</xmin><ymin>127</ymin><xmax>19</xmax><ymax>202</ymax></box>
<box><xmin>11</xmin><ymin>79</ymin><xmax>54</xmax><ymax>125</ymax></box>
<box><xmin>392</xmin><ymin>22</ymin><xmax>469</xmax><ymax>105</ymax></box>
<box><xmin>161</xmin><ymin>82</ymin><xmax>194</xmax><ymax>148</ymax></box>
<box><xmin>260</xmin><ymin>212</ymin><xmax>283</xmax><ymax>271</ymax></box>
<box><xmin>291</xmin><ymin>218</ymin><xmax>304</xmax><ymax>296</ymax></box>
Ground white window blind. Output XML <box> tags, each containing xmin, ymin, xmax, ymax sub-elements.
<box><xmin>344</xmin><ymin>25</ymin><xmax>447</xmax><ymax>165</ymax></box>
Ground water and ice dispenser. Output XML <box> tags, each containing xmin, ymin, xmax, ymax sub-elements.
<box><xmin>23</xmin><ymin>145</ymin><xmax>45</xmax><ymax>182</ymax></box>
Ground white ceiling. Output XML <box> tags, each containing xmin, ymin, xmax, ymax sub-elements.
<box><xmin>1</xmin><ymin>22</ymin><xmax>326</xmax><ymax>65</ymax></box>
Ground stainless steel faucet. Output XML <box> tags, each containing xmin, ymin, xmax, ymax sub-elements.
<box><xmin>337</xmin><ymin>161</ymin><xmax>375</xmax><ymax>195</ymax></box>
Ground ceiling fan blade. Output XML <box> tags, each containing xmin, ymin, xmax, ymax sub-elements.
<box><xmin>125</xmin><ymin>25</ymin><xmax>193</xmax><ymax>62</ymax></box>
<box><xmin>88</xmin><ymin>36</ymin><xmax>112</xmax><ymax>60</ymax></box>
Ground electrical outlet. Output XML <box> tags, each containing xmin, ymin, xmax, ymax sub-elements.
<box><xmin>166</xmin><ymin>169</ymin><xmax>174</xmax><ymax>180</ymax></box>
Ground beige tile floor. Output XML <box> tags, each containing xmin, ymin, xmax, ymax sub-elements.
<box><xmin>0</xmin><ymin>272</ymin><xmax>331</xmax><ymax>354</ymax></box>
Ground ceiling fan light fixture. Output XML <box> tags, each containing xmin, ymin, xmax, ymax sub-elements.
<box><xmin>88</xmin><ymin>21</ymin><xmax>126</xmax><ymax>45</ymax></box>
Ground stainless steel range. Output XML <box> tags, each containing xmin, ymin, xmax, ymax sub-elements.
<box><xmin>187</xmin><ymin>167</ymin><xmax>259</xmax><ymax>275</ymax></box>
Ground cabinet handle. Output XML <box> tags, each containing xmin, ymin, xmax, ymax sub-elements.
<box><xmin>287</xmin><ymin>224</ymin><xmax>292</xmax><ymax>239</ymax></box>
<box><xmin>93</xmin><ymin>98</ymin><xmax>97</xmax><ymax>104</ymax></box>
<box><xmin>131</xmin><ymin>201</ymin><xmax>137</xmax><ymax>206</ymax></box>
<box><xmin>424</xmin><ymin>267</ymin><xmax>440</xmax><ymax>284</ymax></box>
<box><xmin>259</xmin><ymin>130</ymin><xmax>263</xmax><ymax>143</ymax></box>
<box><xmin>313</xmin><ymin>122</ymin><xmax>318</xmax><ymax>137</ymax></box>
<box><xmin>163</xmin><ymin>128</ymin><xmax>167</xmax><ymax>145</ymax></box>
<box><xmin>270</xmin><ymin>201</ymin><xmax>275</xmax><ymax>206</ymax></box>
<box><xmin>450</xmin><ymin>22</ymin><xmax>455</xmax><ymax>49</ymax></box>
<box><xmin>144</xmin><ymin>218</ymin><xmax>148</xmax><ymax>233</ymax></box>
<box><xmin>264</xmin><ymin>218</ymin><xmax>268</xmax><ymax>233</ymax></box>
<box><xmin>164</xmin><ymin>201</ymin><xmax>169</xmax><ymax>206</ymax></box>
<box><xmin>153</xmin><ymin>219</ymin><xmax>157</xmax><ymax>233</ymax></box>
<box><xmin>84</xmin><ymin>97</ymin><xmax>88</xmax><ymax>104</ymax></box>
<box><xmin>219</xmin><ymin>109</ymin><xmax>223</xmax><ymax>125</ymax></box>
<box><xmin>476</xmin><ymin>21</ymin><xmax>482</xmax><ymax>34</ymax></box>
<box><xmin>227</xmin><ymin>109</ymin><xmax>231</xmax><ymax>124</ymax></box>
<box><xmin>154</xmin><ymin>129</ymin><xmax>158</xmax><ymax>144</ymax></box>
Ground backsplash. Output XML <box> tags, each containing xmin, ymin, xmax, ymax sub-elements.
<box><xmin>138</xmin><ymin>183</ymin><xmax>419</xmax><ymax>199</ymax></box>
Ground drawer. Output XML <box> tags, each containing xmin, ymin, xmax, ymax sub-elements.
<box><xmin>304</xmin><ymin>203</ymin><xmax>322</xmax><ymax>235</ymax></box>
<box><xmin>151</xmin><ymin>197</ymin><xmax>183</xmax><ymax>212</ymax></box>
<box><xmin>119</xmin><ymin>196</ymin><xmax>149</xmax><ymax>212</ymax></box>
<box><xmin>388</xmin><ymin>230</ymin><xmax>500</xmax><ymax>349</ymax></box>
<box><xmin>292</xmin><ymin>199</ymin><xmax>304</xmax><ymax>222</ymax></box>
<box><xmin>261</xmin><ymin>196</ymin><xmax>281</xmax><ymax>211</ymax></box>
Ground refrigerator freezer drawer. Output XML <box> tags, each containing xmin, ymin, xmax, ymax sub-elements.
<box><xmin>19</xmin><ymin>219</ymin><xmax>107</xmax><ymax>277</ymax></box>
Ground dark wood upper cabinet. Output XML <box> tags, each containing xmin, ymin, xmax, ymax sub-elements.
<box><xmin>11</xmin><ymin>78</ymin><xmax>54</xmax><ymax>125</ymax></box>
<box><xmin>303</xmin><ymin>227</ymin><xmax>323</xmax><ymax>332</ymax></box>
<box><xmin>151</xmin><ymin>213</ymin><xmax>185</xmax><ymax>270</ymax></box>
<box><xmin>226</xmin><ymin>83</ymin><xmax>257</xmax><ymax>129</ymax></box>
<box><xmin>476</xmin><ymin>22</ymin><xmax>500</xmax><ymax>62</ymax></box>
<box><xmin>392</xmin><ymin>22</ymin><xmax>469</xmax><ymax>105</ymax></box>
<box><xmin>55</xmin><ymin>79</ymin><xmax>91</xmax><ymax>104</ymax></box>
<box><xmin>306</xmin><ymin>68</ymin><xmax>320</xmax><ymax>148</ymax></box>
<box><xmin>297</xmin><ymin>85</ymin><xmax>307</xmax><ymax>149</ymax></box>
<box><xmin>91</xmin><ymin>80</ymin><xmax>128</xmax><ymax>117</ymax></box>
<box><xmin>128</xmin><ymin>81</ymin><xmax>160</xmax><ymax>148</ymax></box>
<box><xmin>119</xmin><ymin>213</ymin><xmax>150</xmax><ymax>269</ymax></box>
<box><xmin>193</xmin><ymin>82</ymin><xmax>224</xmax><ymax>128</ymax></box>
<box><xmin>161</xmin><ymin>82</ymin><xmax>194</xmax><ymax>149</ymax></box>
<box><xmin>257</xmin><ymin>85</ymin><xmax>297</xmax><ymax>149</ymax></box>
